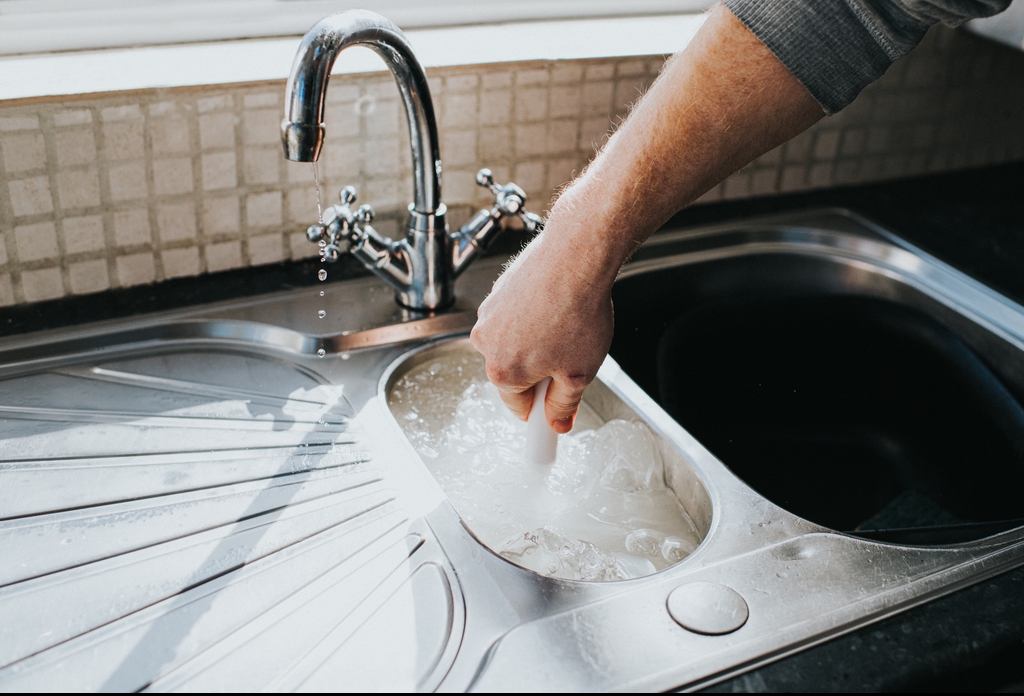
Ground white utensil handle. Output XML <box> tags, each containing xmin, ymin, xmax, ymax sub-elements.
<box><xmin>525</xmin><ymin>377</ymin><xmax>558</xmax><ymax>465</ymax></box>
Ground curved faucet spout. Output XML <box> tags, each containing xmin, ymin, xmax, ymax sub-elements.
<box><xmin>281</xmin><ymin>10</ymin><xmax>441</xmax><ymax>214</ymax></box>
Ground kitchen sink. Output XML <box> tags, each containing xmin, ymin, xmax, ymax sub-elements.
<box><xmin>1</xmin><ymin>209</ymin><xmax>1023</xmax><ymax>691</ymax></box>
<box><xmin>611</xmin><ymin>217</ymin><xmax>1024</xmax><ymax>544</ymax></box>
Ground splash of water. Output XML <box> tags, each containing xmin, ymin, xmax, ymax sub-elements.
<box><xmin>388</xmin><ymin>353</ymin><xmax>701</xmax><ymax>581</ymax></box>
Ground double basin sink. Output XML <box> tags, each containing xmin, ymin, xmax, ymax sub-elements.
<box><xmin>0</xmin><ymin>209</ymin><xmax>1022</xmax><ymax>691</ymax></box>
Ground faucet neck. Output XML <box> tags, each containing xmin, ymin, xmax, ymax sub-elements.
<box><xmin>282</xmin><ymin>10</ymin><xmax>442</xmax><ymax>214</ymax></box>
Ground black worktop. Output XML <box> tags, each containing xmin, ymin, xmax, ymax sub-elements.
<box><xmin>3</xmin><ymin>162</ymin><xmax>1023</xmax><ymax>691</ymax></box>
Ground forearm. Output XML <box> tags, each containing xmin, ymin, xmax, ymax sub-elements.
<box><xmin>541</xmin><ymin>4</ymin><xmax>824</xmax><ymax>292</ymax></box>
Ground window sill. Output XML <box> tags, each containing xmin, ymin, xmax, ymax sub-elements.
<box><xmin>0</xmin><ymin>13</ymin><xmax>706</xmax><ymax>106</ymax></box>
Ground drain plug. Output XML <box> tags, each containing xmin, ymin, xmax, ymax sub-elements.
<box><xmin>667</xmin><ymin>582</ymin><xmax>749</xmax><ymax>635</ymax></box>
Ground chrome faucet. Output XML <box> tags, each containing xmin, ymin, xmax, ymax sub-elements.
<box><xmin>281</xmin><ymin>10</ymin><xmax>543</xmax><ymax>311</ymax></box>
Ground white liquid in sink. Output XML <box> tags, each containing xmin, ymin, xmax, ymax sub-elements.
<box><xmin>389</xmin><ymin>352</ymin><xmax>702</xmax><ymax>581</ymax></box>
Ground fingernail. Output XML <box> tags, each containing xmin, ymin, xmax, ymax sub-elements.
<box><xmin>554</xmin><ymin>415</ymin><xmax>575</xmax><ymax>433</ymax></box>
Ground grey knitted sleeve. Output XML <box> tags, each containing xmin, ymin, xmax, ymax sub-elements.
<box><xmin>722</xmin><ymin>0</ymin><xmax>1011</xmax><ymax>114</ymax></box>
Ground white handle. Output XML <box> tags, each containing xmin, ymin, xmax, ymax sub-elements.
<box><xmin>524</xmin><ymin>377</ymin><xmax>558</xmax><ymax>465</ymax></box>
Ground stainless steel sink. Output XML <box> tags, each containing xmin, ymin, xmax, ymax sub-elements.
<box><xmin>1</xmin><ymin>209</ymin><xmax>1023</xmax><ymax>691</ymax></box>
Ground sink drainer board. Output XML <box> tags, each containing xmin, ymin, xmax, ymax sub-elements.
<box><xmin>0</xmin><ymin>209</ymin><xmax>1023</xmax><ymax>691</ymax></box>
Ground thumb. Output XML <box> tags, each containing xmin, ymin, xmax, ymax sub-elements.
<box><xmin>544</xmin><ymin>377</ymin><xmax>586</xmax><ymax>434</ymax></box>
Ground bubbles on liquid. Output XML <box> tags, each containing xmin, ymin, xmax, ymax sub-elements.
<box><xmin>318</xmin><ymin>309</ymin><xmax>326</xmax><ymax>319</ymax></box>
<box><xmin>318</xmin><ymin>240</ymin><xmax>326</xmax><ymax>248</ymax></box>
<box><xmin>318</xmin><ymin>269</ymin><xmax>327</xmax><ymax>281</ymax></box>
<box><xmin>317</xmin><ymin>348</ymin><xmax>326</xmax><ymax>358</ymax></box>
<box><xmin>388</xmin><ymin>351</ymin><xmax>702</xmax><ymax>582</ymax></box>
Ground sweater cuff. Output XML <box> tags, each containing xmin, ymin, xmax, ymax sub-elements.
<box><xmin>723</xmin><ymin>0</ymin><xmax>895</xmax><ymax>115</ymax></box>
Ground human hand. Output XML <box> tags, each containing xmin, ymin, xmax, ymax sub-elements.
<box><xmin>470</xmin><ymin>229</ymin><xmax>615</xmax><ymax>434</ymax></box>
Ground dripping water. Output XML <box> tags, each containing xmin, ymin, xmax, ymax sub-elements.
<box><xmin>312</xmin><ymin>161</ymin><xmax>324</xmax><ymax>225</ymax></box>
<box><xmin>314</xmin><ymin>162</ymin><xmax>326</xmax><ymax>356</ymax></box>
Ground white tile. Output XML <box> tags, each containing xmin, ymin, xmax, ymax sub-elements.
<box><xmin>549</xmin><ymin>85</ymin><xmax>581</xmax><ymax>119</ymax></box>
<box><xmin>205</xmin><ymin>240</ymin><xmax>243</xmax><ymax>272</ymax></box>
<box><xmin>513</xmin><ymin>161</ymin><xmax>545</xmax><ymax>194</ymax></box>
<box><xmin>480</xmin><ymin>126</ymin><xmax>512</xmax><ymax>161</ymax></box>
<box><xmin>199</xmin><ymin>112</ymin><xmax>236</xmax><ymax>150</ymax></box>
<box><xmin>107</xmin><ymin>162</ymin><xmax>148</xmax><ymax>201</ymax></box>
<box><xmin>813</xmin><ymin>130</ymin><xmax>841</xmax><ymax>160</ymax></box>
<box><xmin>546</xmin><ymin>156</ymin><xmax>578</xmax><ymax>192</ymax></box>
<box><xmin>515</xmin><ymin>87</ymin><xmax>548</xmax><ymax>122</ymax></box>
<box><xmin>247</xmin><ymin>233</ymin><xmax>285</xmax><ymax>266</ymax></box>
<box><xmin>116</xmin><ymin>252</ymin><xmax>156</xmax><ymax>287</ymax></box>
<box><xmin>2</xmin><ymin>133</ymin><xmax>46</xmax><ymax>173</ymax></box>
<box><xmin>585</xmin><ymin>64</ymin><xmax>615</xmax><ymax>81</ymax></box>
<box><xmin>441</xmin><ymin>130</ymin><xmax>477</xmax><ymax>167</ymax></box>
<box><xmin>20</xmin><ymin>266</ymin><xmax>64</xmax><ymax>302</ymax></box>
<box><xmin>286</xmin><ymin>187</ymin><xmax>319</xmax><ymax>224</ymax></box>
<box><xmin>0</xmin><ymin>115</ymin><xmax>40</xmax><ymax>131</ymax></box>
<box><xmin>57</xmin><ymin>168</ymin><xmax>101</xmax><ymax>209</ymax></box>
<box><xmin>54</xmin><ymin>110</ymin><xmax>92</xmax><ymax>127</ymax></box>
<box><xmin>100</xmin><ymin>105</ymin><xmax>142</xmax><ymax>122</ymax></box>
<box><xmin>0</xmin><ymin>274</ymin><xmax>14</xmax><ymax>306</ymax></box>
<box><xmin>243</xmin><ymin>148</ymin><xmax>280</xmax><ymax>185</ymax></box>
<box><xmin>153</xmin><ymin>157</ymin><xmax>195</xmax><ymax>196</ymax></box>
<box><xmin>15</xmin><ymin>221</ymin><xmax>59</xmax><ymax>262</ymax></box>
<box><xmin>68</xmin><ymin>258</ymin><xmax>110</xmax><ymax>294</ymax></box>
<box><xmin>289</xmin><ymin>230</ymin><xmax>318</xmax><ymax>259</ymax></box>
<box><xmin>516</xmin><ymin>68</ymin><xmax>549</xmax><ymax>86</ymax></box>
<box><xmin>445</xmin><ymin>74</ymin><xmax>479</xmax><ymax>92</ymax></box>
<box><xmin>148</xmin><ymin>101</ymin><xmax>179</xmax><ymax>117</ymax></box>
<box><xmin>616</xmin><ymin>60</ymin><xmax>647</xmax><ymax>77</ymax></box>
<box><xmin>201</xmin><ymin>151</ymin><xmax>237</xmax><ymax>190</ymax></box>
<box><xmin>245</xmin><ymin>191</ymin><xmax>283</xmax><ymax>227</ymax></box>
<box><xmin>515</xmin><ymin>123</ymin><xmax>547</xmax><ymax>158</ymax></box>
<box><xmin>201</xmin><ymin>196</ymin><xmax>240</xmax><ymax>234</ymax></box>
<box><xmin>242</xmin><ymin>109</ymin><xmax>279</xmax><ymax>146</ymax></box>
<box><xmin>113</xmin><ymin>208</ymin><xmax>152</xmax><ymax>247</ymax></box>
<box><xmin>243</xmin><ymin>92</ymin><xmax>280</xmax><ymax>108</ymax></box>
<box><xmin>480</xmin><ymin>89</ymin><xmax>512</xmax><ymax>126</ymax></box>
<box><xmin>55</xmin><ymin>130</ymin><xmax>97</xmax><ymax>168</ymax></box>
<box><xmin>8</xmin><ymin>177</ymin><xmax>54</xmax><ymax>216</ymax></box>
<box><xmin>581</xmin><ymin>82</ymin><xmax>613</xmax><ymax>116</ymax></box>
<box><xmin>161</xmin><ymin>246</ymin><xmax>201</xmax><ymax>278</ymax></box>
<box><xmin>481</xmin><ymin>71</ymin><xmax>513</xmax><ymax>89</ymax></box>
<box><xmin>197</xmin><ymin>94</ymin><xmax>232</xmax><ymax>113</ymax></box>
<box><xmin>157</xmin><ymin>201</ymin><xmax>197</xmax><ymax>242</ymax></box>
<box><xmin>551</xmin><ymin>63</ymin><xmax>583</xmax><ymax>84</ymax></box>
<box><xmin>101</xmin><ymin>120</ymin><xmax>145</xmax><ymax>161</ymax></box>
<box><xmin>62</xmin><ymin>215</ymin><xmax>106</xmax><ymax>254</ymax></box>
<box><xmin>441</xmin><ymin>92</ymin><xmax>479</xmax><ymax>129</ymax></box>
<box><xmin>547</xmin><ymin>120</ymin><xmax>578</xmax><ymax>155</ymax></box>
<box><xmin>151</xmin><ymin>118</ymin><xmax>190</xmax><ymax>156</ymax></box>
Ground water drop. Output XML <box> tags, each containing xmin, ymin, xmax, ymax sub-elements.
<box><xmin>318</xmin><ymin>269</ymin><xmax>327</xmax><ymax>281</ymax></box>
<box><xmin>318</xmin><ymin>239</ymin><xmax>326</xmax><ymax>248</ymax></box>
<box><xmin>319</xmin><ymin>290</ymin><xmax>325</xmax><ymax>297</ymax></box>
<box><xmin>317</xmin><ymin>348</ymin><xmax>326</xmax><ymax>358</ymax></box>
<box><xmin>341</xmin><ymin>352</ymin><xmax>350</xmax><ymax>360</ymax></box>
<box><xmin>318</xmin><ymin>309</ymin><xmax>326</xmax><ymax>319</ymax></box>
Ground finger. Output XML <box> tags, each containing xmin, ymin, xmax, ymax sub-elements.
<box><xmin>544</xmin><ymin>376</ymin><xmax>587</xmax><ymax>434</ymax></box>
<box><xmin>494</xmin><ymin>383</ymin><xmax>534</xmax><ymax>421</ymax></box>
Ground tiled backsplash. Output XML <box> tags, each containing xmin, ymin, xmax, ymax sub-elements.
<box><xmin>1</xmin><ymin>24</ymin><xmax>1023</xmax><ymax>307</ymax></box>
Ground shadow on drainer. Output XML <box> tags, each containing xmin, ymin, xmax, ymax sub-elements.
<box><xmin>611</xmin><ymin>250</ymin><xmax>1024</xmax><ymax>545</ymax></box>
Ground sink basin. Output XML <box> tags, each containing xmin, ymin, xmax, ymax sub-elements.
<box><xmin>611</xmin><ymin>216</ymin><xmax>1024</xmax><ymax>543</ymax></box>
<box><xmin>1</xmin><ymin>210</ymin><xmax>1024</xmax><ymax>692</ymax></box>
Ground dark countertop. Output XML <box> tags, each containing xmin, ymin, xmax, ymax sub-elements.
<box><xmin>3</xmin><ymin>162</ymin><xmax>1023</xmax><ymax>691</ymax></box>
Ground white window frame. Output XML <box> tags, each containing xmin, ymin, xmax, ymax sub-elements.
<box><xmin>0</xmin><ymin>0</ymin><xmax>711</xmax><ymax>56</ymax></box>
